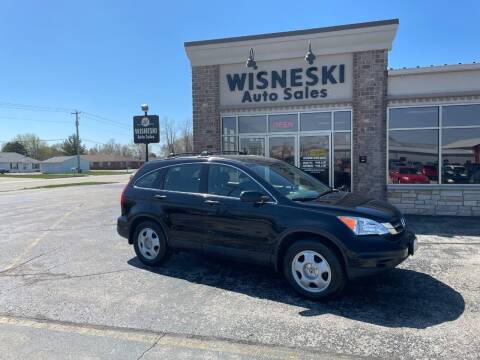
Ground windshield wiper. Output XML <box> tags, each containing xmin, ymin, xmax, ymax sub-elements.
<box><xmin>291</xmin><ymin>196</ymin><xmax>319</xmax><ymax>202</ymax></box>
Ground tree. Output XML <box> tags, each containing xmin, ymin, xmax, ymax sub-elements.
<box><xmin>2</xmin><ymin>141</ymin><xmax>27</xmax><ymax>155</ymax></box>
<box><xmin>12</xmin><ymin>134</ymin><xmax>42</xmax><ymax>159</ymax></box>
<box><xmin>180</xmin><ymin>118</ymin><xmax>193</xmax><ymax>153</ymax></box>
<box><xmin>158</xmin><ymin>118</ymin><xmax>193</xmax><ymax>157</ymax></box>
<box><xmin>163</xmin><ymin>117</ymin><xmax>177</xmax><ymax>155</ymax></box>
<box><xmin>61</xmin><ymin>134</ymin><xmax>86</xmax><ymax>156</ymax></box>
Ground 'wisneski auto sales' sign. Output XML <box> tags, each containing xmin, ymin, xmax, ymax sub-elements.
<box><xmin>219</xmin><ymin>54</ymin><xmax>352</xmax><ymax>106</ymax></box>
<box><xmin>133</xmin><ymin>115</ymin><xmax>160</xmax><ymax>144</ymax></box>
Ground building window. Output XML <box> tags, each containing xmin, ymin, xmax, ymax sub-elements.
<box><xmin>333</xmin><ymin>132</ymin><xmax>351</xmax><ymax>190</ymax></box>
<box><xmin>389</xmin><ymin>107</ymin><xmax>439</xmax><ymax>128</ymax></box>
<box><xmin>300</xmin><ymin>112</ymin><xmax>331</xmax><ymax>131</ymax></box>
<box><xmin>388</xmin><ymin>104</ymin><xmax>480</xmax><ymax>185</ymax></box>
<box><xmin>268</xmin><ymin>113</ymin><xmax>298</xmax><ymax>132</ymax></box>
<box><xmin>442</xmin><ymin>127</ymin><xmax>480</xmax><ymax>184</ymax></box>
<box><xmin>222</xmin><ymin>136</ymin><xmax>237</xmax><ymax>152</ymax></box>
<box><xmin>222</xmin><ymin>116</ymin><xmax>238</xmax><ymax>152</ymax></box>
<box><xmin>238</xmin><ymin>115</ymin><xmax>267</xmax><ymax>133</ymax></box>
<box><xmin>334</xmin><ymin>111</ymin><xmax>352</xmax><ymax>131</ymax></box>
<box><xmin>221</xmin><ymin>110</ymin><xmax>352</xmax><ymax>190</ymax></box>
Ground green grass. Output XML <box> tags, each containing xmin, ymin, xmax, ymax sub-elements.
<box><xmin>0</xmin><ymin>170</ymin><xmax>132</xmax><ymax>179</ymax></box>
<box><xmin>26</xmin><ymin>181</ymin><xmax>115</xmax><ymax>189</ymax></box>
<box><xmin>0</xmin><ymin>173</ymin><xmax>86</xmax><ymax>179</ymax></box>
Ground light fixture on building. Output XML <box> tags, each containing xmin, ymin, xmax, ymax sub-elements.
<box><xmin>246</xmin><ymin>48</ymin><xmax>257</xmax><ymax>70</ymax></box>
<box><xmin>305</xmin><ymin>41</ymin><xmax>316</xmax><ymax>65</ymax></box>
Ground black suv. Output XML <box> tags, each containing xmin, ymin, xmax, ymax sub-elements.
<box><xmin>118</xmin><ymin>154</ymin><xmax>417</xmax><ymax>300</ymax></box>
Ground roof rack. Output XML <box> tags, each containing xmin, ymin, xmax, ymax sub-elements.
<box><xmin>166</xmin><ymin>151</ymin><xmax>247</xmax><ymax>159</ymax></box>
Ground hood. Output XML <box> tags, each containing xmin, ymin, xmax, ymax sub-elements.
<box><xmin>299</xmin><ymin>191</ymin><xmax>402</xmax><ymax>222</ymax></box>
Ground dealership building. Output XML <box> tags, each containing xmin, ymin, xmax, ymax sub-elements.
<box><xmin>184</xmin><ymin>19</ymin><xmax>480</xmax><ymax>216</ymax></box>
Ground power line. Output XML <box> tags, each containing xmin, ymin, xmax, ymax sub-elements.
<box><xmin>0</xmin><ymin>100</ymin><xmax>132</xmax><ymax>131</ymax></box>
<box><xmin>82</xmin><ymin>112</ymin><xmax>131</xmax><ymax>129</ymax></box>
<box><xmin>0</xmin><ymin>102</ymin><xmax>74</xmax><ymax>113</ymax></box>
<box><xmin>0</xmin><ymin>116</ymin><xmax>71</xmax><ymax>124</ymax></box>
<box><xmin>83</xmin><ymin>139</ymin><xmax>107</xmax><ymax>145</ymax></box>
<box><xmin>0</xmin><ymin>138</ymin><xmax>65</xmax><ymax>143</ymax></box>
<box><xmin>0</xmin><ymin>115</ymin><xmax>131</xmax><ymax>135</ymax></box>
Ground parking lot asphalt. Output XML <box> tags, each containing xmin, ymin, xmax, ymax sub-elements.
<box><xmin>0</xmin><ymin>183</ymin><xmax>479</xmax><ymax>359</ymax></box>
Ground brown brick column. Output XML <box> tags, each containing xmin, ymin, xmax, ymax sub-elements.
<box><xmin>352</xmin><ymin>50</ymin><xmax>388</xmax><ymax>200</ymax></box>
<box><xmin>192</xmin><ymin>65</ymin><xmax>221</xmax><ymax>152</ymax></box>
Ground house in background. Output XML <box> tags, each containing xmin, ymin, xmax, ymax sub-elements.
<box><xmin>0</xmin><ymin>152</ymin><xmax>40</xmax><ymax>173</ymax></box>
<box><xmin>82</xmin><ymin>154</ymin><xmax>144</xmax><ymax>170</ymax></box>
<box><xmin>41</xmin><ymin>156</ymin><xmax>90</xmax><ymax>173</ymax></box>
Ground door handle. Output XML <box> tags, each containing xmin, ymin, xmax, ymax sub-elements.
<box><xmin>204</xmin><ymin>200</ymin><xmax>220</xmax><ymax>206</ymax></box>
<box><xmin>153</xmin><ymin>194</ymin><xmax>167</xmax><ymax>200</ymax></box>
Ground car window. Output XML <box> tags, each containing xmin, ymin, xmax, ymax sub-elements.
<box><xmin>208</xmin><ymin>164</ymin><xmax>265</xmax><ymax>198</ymax></box>
<box><xmin>136</xmin><ymin>169</ymin><xmax>163</xmax><ymax>189</ymax></box>
<box><xmin>163</xmin><ymin>164</ymin><xmax>202</xmax><ymax>193</ymax></box>
<box><xmin>247</xmin><ymin>161</ymin><xmax>329</xmax><ymax>200</ymax></box>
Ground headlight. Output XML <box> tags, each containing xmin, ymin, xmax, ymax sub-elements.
<box><xmin>338</xmin><ymin>216</ymin><xmax>390</xmax><ymax>235</ymax></box>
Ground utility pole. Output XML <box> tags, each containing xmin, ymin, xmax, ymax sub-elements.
<box><xmin>71</xmin><ymin>110</ymin><xmax>81</xmax><ymax>173</ymax></box>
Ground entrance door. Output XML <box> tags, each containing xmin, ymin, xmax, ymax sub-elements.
<box><xmin>268</xmin><ymin>136</ymin><xmax>296</xmax><ymax>166</ymax></box>
<box><xmin>239</xmin><ymin>137</ymin><xmax>266</xmax><ymax>156</ymax></box>
<box><xmin>299</xmin><ymin>135</ymin><xmax>330</xmax><ymax>186</ymax></box>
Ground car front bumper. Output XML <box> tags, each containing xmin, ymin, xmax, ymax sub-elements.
<box><xmin>347</xmin><ymin>230</ymin><xmax>417</xmax><ymax>279</ymax></box>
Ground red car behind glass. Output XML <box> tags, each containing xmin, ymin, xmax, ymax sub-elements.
<box><xmin>390</xmin><ymin>166</ymin><xmax>430</xmax><ymax>184</ymax></box>
<box><xmin>421</xmin><ymin>165</ymin><xmax>438</xmax><ymax>180</ymax></box>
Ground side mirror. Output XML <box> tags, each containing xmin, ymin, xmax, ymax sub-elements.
<box><xmin>240</xmin><ymin>191</ymin><xmax>269</xmax><ymax>204</ymax></box>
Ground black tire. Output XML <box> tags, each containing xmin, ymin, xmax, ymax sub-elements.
<box><xmin>283</xmin><ymin>240</ymin><xmax>346</xmax><ymax>300</ymax></box>
<box><xmin>133</xmin><ymin>221</ymin><xmax>168</xmax><ymax>266</ymax></box>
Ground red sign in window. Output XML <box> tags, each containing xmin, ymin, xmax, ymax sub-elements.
<box><xmin>272</xmin><ymin>121</ymin><xmax>294</xmax><ymax>129</ymax></box>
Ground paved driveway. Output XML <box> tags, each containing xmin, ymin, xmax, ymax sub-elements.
<box><xmin>0</xmin><ymin>184</ymin><xmax>478</xmax><ymax>359</ymax></box>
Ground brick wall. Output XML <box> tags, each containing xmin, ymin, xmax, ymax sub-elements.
<box><xmin>192</xmin><ymin>65</ymin><xmax>221</xmax><ymax>152</ymax></box>
<box><xmin>388</xmin><ymin>187</ymin><xmax>480</xmax><ymax>216</ymax></box>
<box><xmin>352</xmin><ymin>50</ymin><xmax>388</xmax><ymax>200</ymax></box>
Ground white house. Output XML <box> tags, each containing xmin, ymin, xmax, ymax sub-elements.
<box><xmin>0</xmin><ymin>152</ymin><xmax>40</xmax><ymax>173</ymax></box>
<box><xmin>41</xmin><ymin>156</ymin><xmax>90</xmax><ymax>174</ymax></box>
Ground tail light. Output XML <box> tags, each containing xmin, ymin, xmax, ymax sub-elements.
<box><xmin>120</xmin><ymin>185</ymin><xmax>127</xmax><ymax>210</ymax></box>
<box><xmin>120</xmin><ymin>175</ymin><xmax>134</xmax><ymax>212</ymax></box>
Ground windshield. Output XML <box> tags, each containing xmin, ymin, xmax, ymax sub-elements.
<box><xmin>246</xmin><ymin>161</ymin><xmax>330</xmax><ymax>200</ymax></box>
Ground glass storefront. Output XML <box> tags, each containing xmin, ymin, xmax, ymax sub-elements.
<box><xmin>221</xmin><ymin>110</ymin><xmax>352</xmax><ymax>190</ymax></box>
<box><xmin>388</xmin><ymin>104</ymin><xmax>480</xmax><ymax>185</ymax></box>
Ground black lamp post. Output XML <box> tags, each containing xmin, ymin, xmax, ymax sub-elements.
<box><xmin>305</xmin><ymin>41</ymin><xmax>316</xmax><ymax>65</ymax></box>
<box><xmin>246</xmin><ymin>48</ymin><xmax>257</xmax><ymax>70</ymax></box>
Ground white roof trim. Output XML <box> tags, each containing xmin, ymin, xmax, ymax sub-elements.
<box><xmin>185</xmin><ymin>22</ymin><xmax>398</xmax><ymax>66</ymax></box>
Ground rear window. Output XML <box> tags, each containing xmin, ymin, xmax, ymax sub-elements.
<box><xmin>135</xmin><ymin>169</ymin><xmax>163</xmax><ymax>189</ymax></box>
<box><xmin>163</xmin><ymin>164</ymin><xmax>202</xmax><ymax>193</ymax></box>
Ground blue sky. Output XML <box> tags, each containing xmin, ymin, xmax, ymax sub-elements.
<box><xmin>0</xmin><ymin>0</ymin><xmax>479</xmax><ymax>152</ymax></box>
